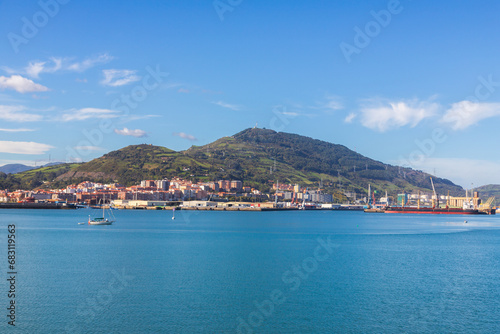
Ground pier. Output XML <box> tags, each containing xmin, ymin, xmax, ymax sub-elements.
<box><xmin>0</xmin><ymin>203</ymin><xmax>77</xmax><ymax>209</ymax></box>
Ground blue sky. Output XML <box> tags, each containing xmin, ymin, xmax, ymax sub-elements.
<box><xmin>0</xmin><ymin>0</ymin><xmax>499</xmax><ymax>187</ymax></box>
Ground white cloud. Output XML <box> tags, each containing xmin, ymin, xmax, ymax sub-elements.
<box><xmin>0</xmin><ymin>75</ymin><xmax>49</xmax><ymax>93</ymax></box>
<box><xmin>67</xmin><ymin>53</ymin><xmax>114</xmax><ymax>72</ymax></box>
<box><xmin>73</xmin><ymin>146</ymin><xmax>104</xmax><ymax>151</ymax></box>
<box><xmin>344</xmin><ymin>112</ymin><xmax>356</xmax><ymax>123</ymax></box>
<box><xmin>101</xmin><ymin>69</ymin><xmax>141</xmax><ymax>87</ymax></box>
<box><xmin>25</xmin><ymin>58</ymin><xmax>63</xmax><ymax>78</ymax></box>
<box><xmin>31</xmin><ymin>106</ymin><xmax>56</xmax><ymax>112</ymax></box>
<box><xmin>304</xmin><ymin>96</ymin><xmax>343</xmax><ymax>113</ymax></box>
<box><xmin>173</xmin><ymin>132</ymin><xmax>197</xmax><ymax>141</ymax></box>
<box><xmin>324</xmin><ymin>95</ymin><xmax>344</xmax><ymax>111</ymax></box>
<box><xmin>281</xmin><ymin>111</ymin><xmax>299</xmax><ymax>116</ymax></box>
<box><xmin>0</xmin><ymin>128</ymin><xmax>35</xmax><ymax>132</ymax></box>
<box><xmin>10</xmin><ymin>55</ymin><xmax>110</xmax><ymax>78</ymax></box>
<box><xmin>213</xmin><ymin>101</ymin><xmax>241</xmax><ymax>111</ymax></box>
<box><xmin>0</xmin><ymin>105</ymin><xmax>43</xmax><ymax>122</ymax></box>
<box><xmin>1</xmin><ymin>66</ymin><xmax>17</xmax><ymax>75</ymax></box>
<box><xmin>124</xmin><ymin>114</ymin><xmax>161</xmax><ymax>121</ymax></box>
<box><xmin>114</xmin><ymin>128</ymin><xmax>148</xmax><ymax>138</ymax></box>
<box><xmin>25</xmin><ymin>62</ymin><xmax>46</xmax><ymax>78</ymax></box>
<box><xmin>0</xmin><ymin>141</ymin><xmax>53</xmax><ymax>155</ymax></box>
<box><xmin>51</xmin><ymin>57</ymin><xmax>63</xmax><ymax>72</ymax></box>
<box><xmin>62</xmin><ymin>108</ymin><xmax>120</xmax><ymax>121</ymax></box>
<box><xmin>441</xmin><ymin>101</ymin><xmax>500</xmax><ymax>130</ymax></box>
<box><xmin>359</xmin><ymin>98</ymin><xmax>440</xmax><ymax>132</ymax></box>
<box><xmin>271</xmin><ymin>105</ymin><xmax>315</xmax><ymax>119</ymax></box>
<box><xmin>286</xmin><ymin>96</ymin><xmax>343</xmax><ymax>117</ymax></box>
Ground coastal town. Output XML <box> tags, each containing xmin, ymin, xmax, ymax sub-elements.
<box><xmin>0</xmin><ymin>178</ymin><xmax>343</xmax><ymax>210</ymax></box>
<box><xmin>0</xmin><ymin>177</ymin><xmax>497</xmax><ymax>213</ymax></box>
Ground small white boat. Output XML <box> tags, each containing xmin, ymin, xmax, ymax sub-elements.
<box><xmin>88</xmin><ymin>195</ymin><xmax>115</xmax><ymax>225</ymax></box>
<box><xmin>172</xmin><ymin>207</ymin><xmax>176</xmax><ymax>220</ymax></box>
<box><xmin>88</xmin><ymin>216</ymin><xmax>114</xmax><ymax>225</ymax></box>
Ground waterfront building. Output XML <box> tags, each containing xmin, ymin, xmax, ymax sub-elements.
<box><xmin>182</xmin><ymin>201</ymin><xmax>218</xmax><ymax>208</ymax></box>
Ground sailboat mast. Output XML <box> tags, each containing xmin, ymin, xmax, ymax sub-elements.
<box><xmin>367</xmin><ymin>184</ymin><xmax>371</xmax><ymax>206</ymax></box>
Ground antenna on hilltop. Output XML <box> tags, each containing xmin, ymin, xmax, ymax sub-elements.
<box><xmin>254</xmin><ymin>122</ymin><xmax>258</xmax><ymax>129</ymax></box>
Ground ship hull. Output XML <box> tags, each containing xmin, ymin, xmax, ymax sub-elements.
<box><xmin>364</xmin><ymin>208</ymin><xmax>386</xmax><ymax>213</ymax></box>
<box><xmin>384</xmin><ymin>207</ymin><xmax>491</xmax><ymax>215</ymax></box>
<box><xmin>88</xmin><ymin>221</ymin><xmax>113</xmax><ymax>225</ymax></box>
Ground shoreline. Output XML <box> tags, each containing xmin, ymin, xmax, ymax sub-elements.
<box><xmin>0</xmin><ymin>203</ymin><xmax>365</xmax><ymax>211</ymax></box>
<box><xmin>0</xmin><ymin>203</ymin><xmax>77</xmax><ymax>209</ymax></box>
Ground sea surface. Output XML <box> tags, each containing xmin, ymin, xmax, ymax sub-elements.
<box><xmin>1</xmin><ymin>209</ymin><xmax>500</xmax><ymax>333</ymax></box>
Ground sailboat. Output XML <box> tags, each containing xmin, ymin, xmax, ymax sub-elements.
<box><xmin>172</xmin><ymin>207</ymin><xmax>176</xmax><ymax>220</ymax></box>
<box><xmin>88</xmin><ymin>195</ymin><xmax>115</xmax><ymax>225</ymax></box>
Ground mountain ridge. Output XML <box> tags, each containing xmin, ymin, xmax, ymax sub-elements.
<box><xmin>2</xmin><ymin>128</ymin><xmax>465</xmax><ymax>197</ymax></box>
<box><xmin>0</xmin><ymin>162</ymin><xmax>66</xmax><ymax>175</ymax></box>
<box><xmin>0</xmin><ymin>164</ymin><xmax>34</xmax><ymax>174</ymax></box>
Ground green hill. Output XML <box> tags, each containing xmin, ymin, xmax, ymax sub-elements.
<box><xmin>55</xmin><ymin>144</ymin><xmax>208</xmax><ymax>184</ymax></box>
<box><xmin>183</xmin><ymin>128</ymin><xmax>462</xmax><ymax>195</ymax></box>
<box><xmin>1</xmin><ymin>128</ymin><xmax>464</xmax><ymax>198</ymax></box>
<box><xmin>0</xmin><ymin>163</ymin><xmax>81</xmax><ymax>190</ymax></box>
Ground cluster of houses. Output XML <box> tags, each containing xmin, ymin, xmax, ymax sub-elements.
<box><xmin>0</xmin><ymin>178</ymin><xmax>338</xmax><ymax>209</ymax></box>
<box><xmin>0</xmin><ymin>178</ymin><xmax>251</xmax><ymax>204</ymax></box>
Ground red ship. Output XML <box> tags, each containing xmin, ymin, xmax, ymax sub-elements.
<box><xmin>383</xmin><ymin>177</ymin><xmax>496</xmax><ymax>215</ymax></box>
<box><xmin>384</xmin><ymin>206</ymin><xmax>494</xmax><ymax>215</ymax></box>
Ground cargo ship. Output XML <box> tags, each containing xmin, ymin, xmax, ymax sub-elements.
<box><xmin>384</xmin><ymin>206</ymin><xmax>492</xmax><ymax>215</ymax></box>
<box><xmin>383</xmin><ymin>177</ymin><xmax>496</xmax><ymax>215</ymax></box>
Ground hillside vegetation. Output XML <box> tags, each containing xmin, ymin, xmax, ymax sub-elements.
<box><xmin>184</xmin><ymin>128</ymin><xmax>463</xmax><ymax>195</ymax></box>
<box><xmin>0</xmin><ymin>163</ymin><xmax>80</xmax><ymax>190</ymax></box>
<box><xmin>3</xmin><ymin>128</ymin><xmax>464</xmax><ymax>197</ymax></box>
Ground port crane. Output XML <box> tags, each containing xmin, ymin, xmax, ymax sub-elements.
<box><xmin>430</xmin><ymin>177</ymin><xmax>439</xmax><ymax>208</ymax></box>
<box><xmin>480</xmin><ymin>196</ymin><xmax>496</xmax><ymax>211</ymax></box>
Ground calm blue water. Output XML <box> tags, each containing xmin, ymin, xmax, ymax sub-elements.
<box><xmin>1</xmin><ymin>209</ymin><xmax>500</xmax><ymax>333</ymax></box>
